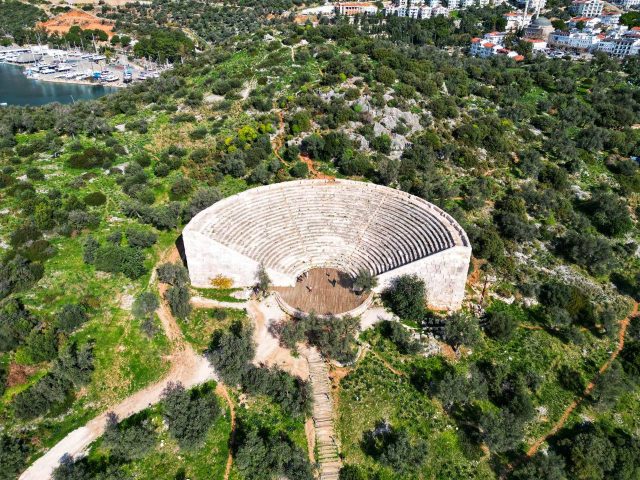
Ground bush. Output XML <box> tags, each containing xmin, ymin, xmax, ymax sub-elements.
<box><xmin>234</xmin><ymin>418</ymin><xmax>313</xmax><ymax>480</ymax></box>
<box><xmin>583</xmin><ymin>190</ymin><xmax>633</xmax><ymax>237</ymax></box>
<box><xmin>290</xmin><ymin>161</ymin><xmax>308</xmax><ymax>178</ymax></box>
<box><xmin>170</xmin><ymin>176</ymin><xmax>193</xmax><ymax>199</ymax></box>
<box><xmin>0</xmin><ymin>435</ymin><xmax>30</xmax><ymax>480</ymax></box>
<box><xmin>13</xmin><ymin>342</ymin><xmax>94</xmax><ymax>420</ymax></box>
<box><xmin>207</xmin><ymin>321</ymin><xmax>255</xmax><ymax>385</ymax></box>
<box><xmin>162</xmin><ymin>382</ymin><xmax>220</xmax><ymax>448</ymax></box>
<box><xmin>279</xmin><ymin>314</ymin><xmax>360</xmax><ymax>364</ymax></box>
<box><xmin>0</xmin><ymin>255</ymin><xmax>44</xmax><ymax>300</ymax></box>
<box><xmin>156</xmin><ymin>262</ymin><xmax>190</xmax><ymax>287</ymax></box>
<box><xmin>379</xmin><ymin>321</ymin><xmax>422</xmax><ymax>354</ymax></box>
<box><xmin>165</xmin><ymin>285</ymin><xmax>192</xmax><ymax>319</ymax></box>
<box><xmin>484</xmin><ymin>309</ymin><xmax>519</xmax><ymax>341</ymax></box>
<box><xmin>183</xmin><ymin>187</ymin><xmax>221</xmax><ymax>222</ymax></box>
<box><xmin>242</xmin><ymin>365</ymin><xmax>311</xmax><ymax>417</ymax></box>
<box><xmin>67</xmin><ymin>147</ymin><xmax>115</xmax><ymax>169</ymax></box>
<box><xmin>102</xmin><ymin>412</ymin><xmax>157</xmax><ymax>461</ymax></box>
<box><xmin>94</xmin><ymin>244</ymin><xmax>147</xmax><ymax>279</ymax></box>
<box><xmin>381</xmin><ymin>274</ymin><xmax>426</xmax><ymax>323</ymax></box>
<box><xmin>125</xmin><ymin>227</ymin><xmax>157</xmax><ymax>248</ymax></box>
<box><xmin>211</xmin><ymin>275</ymin><xmax>233</xmax><ymax>289</ymax></box>
<box><xmin>0</xmin><ymin>298</ymin><xmax>38</xmax><ymax>353</ymax></box>
<box><xmin>83</xmin><ymin>191</ymin><xmax>107</xmax><ymax>206</ymax></box>
<box><xmin>56</xmin><ymin>303</ymin><xmax>88</xmax><ymax>334</ymax></box>
<box><xmin>443</xmin><ymin>312</ymin><xmax>482</xmax><ymax>349</ymax></box>
<box><xmin>132</xmin><ymin>292</ymin><xmax>159</xmax><ymax>321</ymax></box>
<box><xmin>353</xmin><ymin>269</ymin><xmax>377</xmax><ymax>292</ymax></box>
<box><xmin>24</xmin><ymin>327</ymin><xmax>58</xmax><ymax>362</ymax></box>
<box><xmin>82</xmin><ymin>236</ymin><xmax>99</xmax><ymax>264</ymax></box>
<box><xmin>362</xmin><ymin>421</ymin><xmax>427</xmax><ymax>474</ymax></box>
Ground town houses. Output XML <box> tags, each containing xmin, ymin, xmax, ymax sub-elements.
<box><xmin>327</xmin><ymin>0</ymin><xmax>639</xmax><ymax>59</ymax></box>
<box><xmin>469</xmin><ymin>33</ymin><xmax>525</xmax><ymax>60</ymax></box>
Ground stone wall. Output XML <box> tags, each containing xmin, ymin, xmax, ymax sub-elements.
<box><xmin>182</xmin><ymin>180</ymin><xmax>471</xmax><ymax>310</ymax></box>
<box><xmin>182</xmin><ymin>230</ymin><xmax>296</xmax><ymax>288</ymax></box>
<box><xmin>374</xmin><ymin>245</ymin><xmax>471</xmax><ymax>310</ymax></box>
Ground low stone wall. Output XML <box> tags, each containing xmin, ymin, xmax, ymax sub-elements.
<box><xmin>274</xmin><ymin>291</ymin><xmax>374</xmax><ymax>319</ymax></box>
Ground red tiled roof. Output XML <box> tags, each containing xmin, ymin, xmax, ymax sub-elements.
<box><xmin>515</xmin><ymin>55</ymin><xmax>525</xmax><ymax>61</ymax></box>
<box><xmin>483</xmin><ymin>42</ymin><xmax>496</xmax><ymax>48</ymax></box>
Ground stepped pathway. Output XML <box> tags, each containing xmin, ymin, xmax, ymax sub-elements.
<box><xmin>302</xmin><ymin>346</ymin><xmax>342</xmax><ymax>480</ymax></box>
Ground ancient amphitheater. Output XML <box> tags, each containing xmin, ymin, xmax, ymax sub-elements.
<box><xmin>183</xmin><ymin>179</ymin><xmax>471</xmax><ymax>311</ymax></box>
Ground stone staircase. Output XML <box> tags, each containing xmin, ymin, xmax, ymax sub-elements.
<box><xmin>305</xmin><ymin>347</ymin><xmax>341</xmax><ymax>480</ymax></box>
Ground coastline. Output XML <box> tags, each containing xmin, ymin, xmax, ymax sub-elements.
<box><xmin>1</xmin><ymin>61</ymin><xmax>127</xmax><ymax>89</ymax></box>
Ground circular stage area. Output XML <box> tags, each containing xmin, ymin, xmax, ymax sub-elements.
<box><xmin>183</xmin><ymin>179</ymin><xmax>471</xmax><ymax>310</ymax></box>
<box><xmin>273</xmin><ymin>268</ymin><xmax>370</xmax><ymax>316</ymax></box>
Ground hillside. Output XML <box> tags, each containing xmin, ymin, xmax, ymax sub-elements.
<box><xmin>1</xmin><ymin>9</ymin><xmax>640</xmax><ymax>480</ymax></box>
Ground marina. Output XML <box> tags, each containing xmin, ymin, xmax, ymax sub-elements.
<box><xmin>0</xmin><ymin>45</ymin><xmax>168</xmax><ymax>105</ymax></box>
<box><xmin>0</xmin><ymin>63</ymin><xmax>118</xmax><ymax>105</ymax></box>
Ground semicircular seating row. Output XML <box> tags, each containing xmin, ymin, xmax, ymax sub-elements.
<box><xmin>197</xmin><ymin>181</ymin><xmax>466</xmax><ymax>277</ymax></box>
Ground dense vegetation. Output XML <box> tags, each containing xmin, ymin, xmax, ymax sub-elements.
<box><xmin>0</xmin><ymin>0</ymin><xmax>47</xmax><ymax>45</ymax></box>
<box><xmin>0</xmin><ymin>4</ymin><xmax>639</xmax><ymax>478</ymax></box>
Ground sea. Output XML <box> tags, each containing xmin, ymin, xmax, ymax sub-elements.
<box><xmin>0</xmin><ymin>63</ymin><xmax>117</xmax><ymax>106</ymax></box>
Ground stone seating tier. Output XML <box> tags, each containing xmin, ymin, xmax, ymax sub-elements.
<box><xmin>185</xmin><ymin>179</ymin><xmax>469</xmax><ymax>278</ymax></box>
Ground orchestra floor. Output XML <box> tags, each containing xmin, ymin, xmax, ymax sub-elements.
<box><xmin>273</xmin><ymin>268</ymin><xmax>368</xmax><ymax>316</ymax></box>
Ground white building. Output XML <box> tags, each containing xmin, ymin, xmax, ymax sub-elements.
<box><xmin>504</xmin><ymin>11</ymin><xmax>528</xmax><ymax>31</ymax></box>
<box><xmin>596</xmin><ymin>36</ymin><xmax>640</xmax><ymax>56</ymax></box>
<box><xmin>549</xmin><ymin>30</ymin><xmax>602</xmax><ymax>50</ymax></box>
<box><xmin>609</xmin><ymin>0</ymin><xmax>639</xmax><ymax>9</ymax></box>
<box><xmin>469</xmin><ymin>36</ymin><xmax>524</xmax><ymax>59</ymax></box>
<box><xmin>570</xmin><ymin>0</ymin><xmax>604</xmax><ymax>17</ymax></box>
<box><xmin>484</xmin><ymin>31</ymin><xmax>507</xmax><ymax>44</ymax></box>
<box><xmin>431</xmin><ymin>4</ymin><xmax>449</xmax><ymax>15</ymax></box>
<box><xmin>335</xmin><ymin>2</ymin><xmax>379</xmax><ymax>15</ymax></box>
<box><xmin>599</xmin><ymin>12</ymin><xmax>621</xmax><ymax>25</ymax></box>
<box><xmin>516</xmin><ymin>0</ymin><xmax>546</xmax><ymax>15</ymax></box>
<box><xmin>523</xmin><ymin>37</ymin><xmax>548</xmax><ymax>50</ymax></box>
<box><xmin>569</xmin><ymin>16</ymin><xmax>602</xmax><ymax>29</ymax></box>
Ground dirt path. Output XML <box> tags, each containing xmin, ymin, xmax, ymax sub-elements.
<box><xmin>215</xmin><ymin>383</ymin><xmax>236</xmax><ymax>480</ymax></box>
<box><xmin>19</xmin><ymin>247</ymin><xmax>216</xmax><ymax>480</ymax></box>
<box><xmin>366</xmin><ymin>347</ymin><xmax>406</xmax><ymax>377</ymax></box>
<box><xmin>299</xmin><ymin>154</ymin><xmax>334</xmax><ymax>180</ymax></box>
<box><xmin>249</xmin><ymin>298</ymin><xmax>310</xmax><ymax>378</ymax></box>
<box><xmin>519</xmin><ymin>301</ymin><xmax>637</xmax><ymax>462</ymax></box>
<box><xmin>272</xmin><ymin>110</ymin><xmax>286</xmax><ymax>163</ymax></box>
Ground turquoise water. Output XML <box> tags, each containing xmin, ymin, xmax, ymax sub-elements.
<box><xmin>0</xmin><ymin>63</ymin><xmax>117</xmax><ymax>106</ymax></box>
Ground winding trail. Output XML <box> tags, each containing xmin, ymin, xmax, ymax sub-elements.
<box><xmin>19</xmin><ymin>248</ymin><xmax>216</xmax><ymax>480</ymax></box>
<box><xmin>215</xmin><ymin>383</ymin><xmax>236</xmax><ymax>480</ymax></box>
<box><xmin>503</xmin><ymin>301</ymin><xmax>638</xmax><ymax>476</ymax></box>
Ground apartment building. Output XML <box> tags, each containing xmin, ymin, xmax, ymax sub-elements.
<box><xmin>569</xmin><ymin>0</ymin><xmax>604</xmax><ymax>18</ymax></box>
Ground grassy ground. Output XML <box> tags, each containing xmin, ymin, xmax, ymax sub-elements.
<box><xmin>82</xmin><ymin>381</ymin><xmax>232</xmax><ymax>480</ymax></box>
<box><xmin>192</xmin><ymin>287</ymin><xmax>245</xmax><ymax>303</ymax></box>
<box><xmin>337</xmin><ymin>346</ymin><xmax>494</xmax><ymax>479</ymax></box>
<box><xmin>335</xmin><ymin>306</ymin><xmax>625</xmax><ymax>478</ymax></box>
<box><xmin>178</xmin><ymin>307</ymin><xmax>247</xmax><ymax>353</ymax></box>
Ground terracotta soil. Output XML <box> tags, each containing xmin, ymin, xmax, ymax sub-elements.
<box><xmin>7</xmin><ymin>363</ymin><xmax>40</xmax><ymax>388</ymax></box>
<box><xmin>38</xmin><ymin>10</ymin><xmax>115</xmax><ymax>38</ymax></box>
<box><xmin>299</xmin><ymin>154</ymin><xmax>334</xmax><ymax>180</ymax></box>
